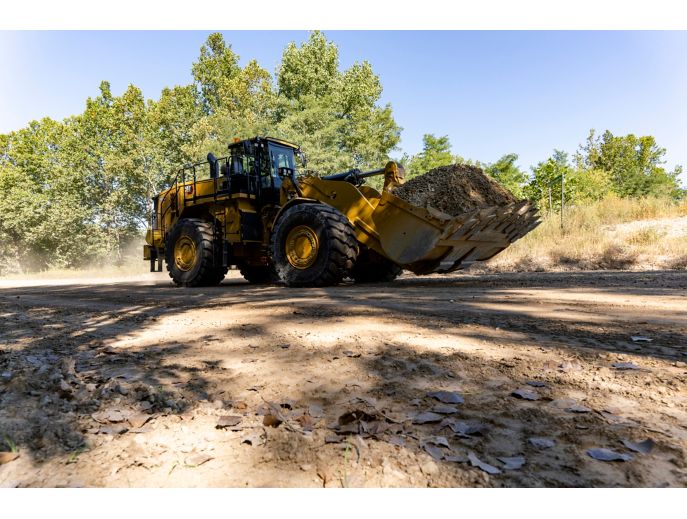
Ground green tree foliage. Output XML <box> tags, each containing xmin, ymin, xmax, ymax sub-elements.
<box><xmin>0</xmin><ymin>31</ymin><xmax>402</xmax><ymax>273</ymax></box>
<box><xmin>406</xmin><ymin>134</ymin><xmax>455</xmax><ymax>178</ymax></box>
<box><xmin>527</xmin><ymin>150</ymin><xmax>574</xmax><ymax>211</ymax></box>
<box><xmin>482</xmin><ymin>153</ymin><xmax>528</xmax><ymax>199</ymax></box>
<box><xmin>277</xmin><ymin>31</ymin><xmax>339</xmax><ymax>100</ymax></box>
<box><xmin>575</xmin><ymin>129</ymin><xmax>682</xmax><ymax>198</ymax></box>
<box><xmin>274</xmin><ymin>31</ymin><xmax>400</xmax><ymax>173</ymax></box>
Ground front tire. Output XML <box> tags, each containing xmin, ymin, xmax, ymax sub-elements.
<box><xmin>271</xmin><ymin>203</ymin><xmax>358</xmax><ymax>287</ymax></box>
<box><xmin>165</xmin><ymin>218</ymin><xmax>225</xmax><ymax>287</ymax></box>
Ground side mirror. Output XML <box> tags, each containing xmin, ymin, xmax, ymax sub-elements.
<box><xmin>298</xmin><ymin>151</ymin><xmax>307</xmax><ymax>168</ymax></box>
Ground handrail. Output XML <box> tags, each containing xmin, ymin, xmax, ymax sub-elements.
<box><xmin>150</xmin><ymin>154</ymin><xmax>268</xmax><ymax>253</ymax></box>
<box><xmin>151</xmin><ymin>155</ymin><xmax>240</xmax><ymax>236</ymax></box>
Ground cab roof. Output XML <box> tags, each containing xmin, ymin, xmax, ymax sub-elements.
<box><xmin>228</xmin><ymin>136</ymin><xmax>300</xmax><ymax>150</ymax></box>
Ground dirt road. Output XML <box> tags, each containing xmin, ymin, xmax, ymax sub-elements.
<box><xmin>1</xmin><ymin>270</ymin><xmax>685</xmax><ymax>487</ymax></box>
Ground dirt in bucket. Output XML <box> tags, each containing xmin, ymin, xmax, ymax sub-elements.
<box><xmin>392</xmin><ymin>164</ymin><xmax>518</xmax><ymax>216</ymax></box>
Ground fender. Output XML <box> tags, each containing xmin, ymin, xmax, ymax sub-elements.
<box><xmin>272</xmin><ymin>196</ymin><xmax>321</xmax><ymax>228</ymax></box>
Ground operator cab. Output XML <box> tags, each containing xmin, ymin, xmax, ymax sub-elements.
<box><xmin>226</xmin><ymin>137</ymin><xmax>302</xmax><ymax>204</ymax></box>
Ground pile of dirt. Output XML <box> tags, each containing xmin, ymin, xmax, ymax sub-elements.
<box><xmin>393</xmin><ymin>164</ymin><xmax>518</xmax><ymax>216</ymax></box>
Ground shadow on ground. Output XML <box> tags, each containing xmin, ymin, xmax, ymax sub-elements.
<box><xmin>0</xmin><ymin>270</ymin><xmax>685</xmax><ymax>486</ymax></box>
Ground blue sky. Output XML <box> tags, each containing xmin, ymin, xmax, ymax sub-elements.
<box><xmin>1</xmin><ymin>31</ymin><xmax>685</xmax><ymax>179</ymax></box>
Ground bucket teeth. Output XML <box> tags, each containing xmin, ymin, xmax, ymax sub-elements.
<box><xmin>394</xmin><ymin>201</ymin><xmax>540</xmax><ymax>275</ymax></box>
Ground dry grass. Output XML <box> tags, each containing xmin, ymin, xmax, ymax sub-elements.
<box><xmin>482</xmin><ymin>196</ymin><xmax>687</xmax><ymax>272</ymax></box>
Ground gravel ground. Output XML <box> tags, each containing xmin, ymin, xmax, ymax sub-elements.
<box><xmin>0</xmin><ymin>270</ymin><xmax>685</xmax><ymax>487</ymax></box>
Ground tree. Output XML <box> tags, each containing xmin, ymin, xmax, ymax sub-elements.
<box><xmin>483</xmin><ymin>153</ymin><xmax>528</xmax><ymax>199</ymax></box>
<box><xmin>526</xmin><ymin>150</ymin><xmax>573</xmax><ymax>211</ymax></box>
<box><xmin>277</xmin><ymin>31</ymin><xmax>339</xmax><ymax>100</ymax></box>
<box><xmin>271</xmin><ymin>31</ymin><xmax>400</xmax><ymax>173</ymax></box>
<box><xmin>191</xmin><ymin>32</ymin><xmax>242</xmax><ymax>115</ymax></box>
<box><xmin>575</xmin><ymin>129</ymin><xmax>682</xmax><ymax>198</ymax></box>
<box><xmin>407</xmin><ymin>134</ymin><xmax>455</xmax><ymax>178</ymax></box>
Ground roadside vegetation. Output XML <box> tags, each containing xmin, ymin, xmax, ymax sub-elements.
<box><xmin>481</xmin><ymin>196</ymin><xmax>687</xmax><ymax>272</ymax></box>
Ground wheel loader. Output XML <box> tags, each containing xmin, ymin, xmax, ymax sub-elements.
<box><xmin>143</xmin><ymin>136</ymin><xmax>540</xmax><ymax>287</ymax></box>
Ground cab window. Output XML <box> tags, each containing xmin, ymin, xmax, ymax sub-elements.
<box><xmin>269</xmin><ymin>145</ymin><xmax>296</xmax><ymax>177</ymax></box>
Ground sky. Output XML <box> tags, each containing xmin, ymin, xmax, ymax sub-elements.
<box><xmin>1</xmin><ymin>31</ymin><xmax>686</xmax><ymax>179</ymax></box>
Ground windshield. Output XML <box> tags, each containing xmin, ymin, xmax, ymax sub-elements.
<box><xmin>269</xmin><ymin>144</ymin><xmax>296</xmax><ymax>176</ymax></box>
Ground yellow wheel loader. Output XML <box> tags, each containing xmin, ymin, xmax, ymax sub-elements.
<box><xmin>144</xmin><ymin>136</ymin><xmax>539</xmax><ymax>287</ymax></box>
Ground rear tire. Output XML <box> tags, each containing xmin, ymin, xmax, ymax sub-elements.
<box><xmin>165</xmin><ymin>218</ymin><xmax>225</xmax><ymax>287</ymax></box>
<box><xmin>351</xmin><ymin>246</ymin><xmax>402</xmax><ymax>283</ymax></box>
<box><xmin>271</xmin><ymin>203</ymin><xmax>358</xmax><ymax>287</ymax></box>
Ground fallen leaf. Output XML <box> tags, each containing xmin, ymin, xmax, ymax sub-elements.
<box><xmin>630</xmin><ymin>336</ymin><xmax>652</xmax><ymax>342</ymax></box>
<box><xmin>427</xmin><ymin>391</ymin><xmax>464</xmax><ymax>404</ymax></box>
<box><xmin>325</xmin><ymin>434</ymin><xmax>344</xmax><ymax>444</ymax></box>
<box><xmin>337</xmin><ymin>422</ymin><xmax>360</xmax><ymax>434</ymax></box>
<box><xmin>566</xmin><ymin>404</ymin><xmax>592</xmax><ymax>413</ymax></box>
<box><xmin>98</xmin><ymin>424</ymin><xmax>129</xmax><ymax>435</ymax></box>
<box><xmin>413</xmin><ymin>412</ymin><xmax>444</xmax><ymax>424</ymax></box>
<box><xmin>423</xmin><ymin>443</ymin><xmax>445</xmax><ymax>461</ymax></box>
<box><xmin>559</xmin><ymin>361</ymin><xmax>583</xmax><ymax>373</ymax></box>
<box><xmin>528</xmin><ymin>437</ymin><xmax>555</xmax><ymax>449</ymax></box>
<box><xmin>612</xmin><ymin>362</ymin><xmax>640</xmax><ymax>370</ymax></box>
<box><xmin>255</xmin><ymin>404</ymin><xmax>270</xmax><ymax>416</ymax></box>
<box><xmin>444</xmin><ymin>453</ymin><xmax>469</xmax><ymax>463</ymax></box>
<box><xmin>92</xmin><ymin>408</ymin><xmax>127</xmax><ymax>424</ymax></box>
<box><xmin>498</xmin><ymin>456</ymin><xmax>526</xmax><ymax>470</ymax></box>
<box><xmin>587</xmin><ymin>448</ymin><xmax>633</xmax><ymax>462</ymax></box>
<box><xmin>511</xmin><ymin>388</ymin><xmax>540</xmax><ymax>401</ymax></box>
<box><xmin>360</xmin><ymin>420</ymin><xmax>387</xmax><ymax>436</ymax></box>
<box><xmin>388</xmin><ymin>436</ymin><xmax>406</xmax><ymax>447</ymax></box>
<box><xmin>621</xmin><ymin>439</ymin><xmax>655</xmax><ymax>454</ymax></box>
<box><xmin>549</xmin><ymin>398</ymin><xmax>578</xmax><ymax>409</ymax></box>
<box><xmin>443</xmin><ymin>419</ymin><xmax>487</xmax><ymax>436</ymax></box>
<box><xmin>296</xmin><ymin>414</ymin><xmax>315</xmax><ymax>432</ymax></box>
<box><xmin>526</xmin><ymin>380</ymin><xmax>547</xmax><ymax>388</ymax></box>
<box><xmin>127</xmin><ymin>413</ymin><xmax>151</xmax><ymax>429</ymax></box>
<box><xmin>263</xmin><ymin>414</ymin><xmax>283</xmax><ymax>428</ymax></box>
<box><xmin>431</xmin><ymin>404</ymin><xmax>459</xmax><ymax>414</ymax></box>
<box><xmin>216</xmin><ymin>415</ymin><xmax>242</xmax><ymax>429</ymax></box>
<box><xmin>241</xmin><ymin>431</ymin><xmax>265</xmax><ymax>447</ymax></box>
<box><xmin>338</xmin><ymin>409</ymin><xmax>377</xmax><ymax>425</ymax></box>
<box><xmin>423</xmin><ymin>436</ymin><xmax>450</xmax><ymax>448</ymax></box>
<box><xmin>0</xmin><ymin>452</ymin><xmax>19</xmax><ymax>465</ymax></box>
<box><xmin>185</xmin><ymin>453</ymin><xmax>213</xmax><ymax>467</ymax></box>
<box><xmin>468</xmin><ymin>452</ymin><xmax>501</xmax><ymax>475</ymax></box>
<box><xmin>380</xmin><ymin>412</ymin><xmax>406</xmax><ymax>424</ymax></box>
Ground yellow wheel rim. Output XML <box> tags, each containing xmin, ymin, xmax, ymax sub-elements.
<box><xmin>285</xmin><ymin>225</ymin><xmax>319</xmax><ymax>269</ymax></box>
<box><xmin>174</xmin><ymin>235</ymin><xmax>197</xmax><ymax>272</ymax></box>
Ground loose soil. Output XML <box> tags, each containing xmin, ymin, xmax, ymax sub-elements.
<box><xmin>0</xmin><ymin>270</ymin><xmax>686</xmax><ymax>487</ymax></box>
<box><xmin>393</xmin><ymin>164</ymin><xmax>518</xmax><ymax>215</ymax></box>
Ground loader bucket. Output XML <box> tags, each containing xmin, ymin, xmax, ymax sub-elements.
<box><xmin>370</xmin><ymin>191</ymin><xmax>540</xmax><ymax>274</ymax></box>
